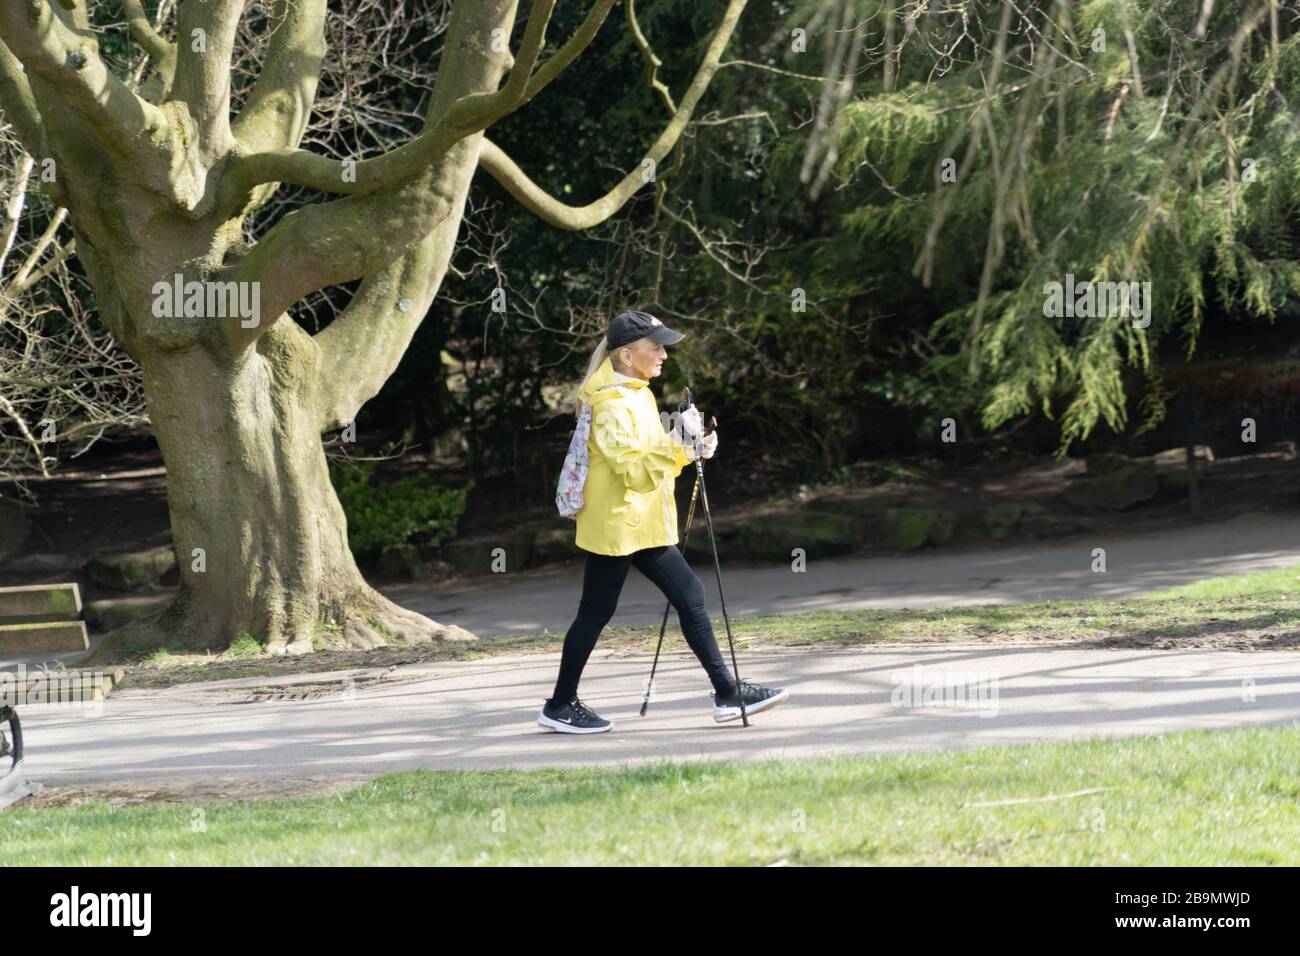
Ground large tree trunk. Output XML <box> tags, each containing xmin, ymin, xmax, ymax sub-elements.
<box><xmin>106</xmin><ymin>320</ymin><xmax>471</xmax><ymax>655</ymax></box>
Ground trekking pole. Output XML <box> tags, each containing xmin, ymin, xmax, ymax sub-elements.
<box><xmin>640</xmin><ymin>393</ymin><xmax>702</xmax><ymax>716</ymax></box>
<box><xmin>690</xmin><ymin>407</ymin><xmax>748</xmax><ymax>727</ymax></box>
<box><xmin>639</xmin><ymin>470</ymin><xmax>701</xmax><ymax>715</ymax></box>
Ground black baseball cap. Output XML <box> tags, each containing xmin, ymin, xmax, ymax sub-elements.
<box><xmin>605</xmin><ymin>310</ymin><xmax>685</xmax><ymax>350</ymax></box>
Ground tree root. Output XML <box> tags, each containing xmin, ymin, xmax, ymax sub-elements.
<box><xmin>88</xmin><ymin>584</ymin><xmax>477</xmax><ymax>662</ymax></box>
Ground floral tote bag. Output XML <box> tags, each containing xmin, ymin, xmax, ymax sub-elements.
<box><xmin>555</xmin><ymin>402</ymin><xmax>593</xmax><ymax>519</ymax></box>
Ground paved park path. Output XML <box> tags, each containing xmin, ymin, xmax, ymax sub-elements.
<box><xmin>18</xmin><ymin>644</ymin><xmax>1300</xmax><ymax>793</ymax></box>
<box><xmin>11</xmin><ymin>511</ymin><xmax>1300</xmax><ymax>796</ymax></box>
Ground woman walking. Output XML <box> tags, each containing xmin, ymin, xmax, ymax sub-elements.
<box><xmin>539</xmin><ymin>310</ymin><xmax>788</xmax><ymax>734</ymax></box>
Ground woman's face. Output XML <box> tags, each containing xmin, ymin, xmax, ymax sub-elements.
<box><xmin>616</xmin><ymin>336</ymin><xmax>667</xmax><ymax>380</ymax></box>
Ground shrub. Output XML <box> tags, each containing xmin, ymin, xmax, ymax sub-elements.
<box><xmin>330</xmin><ymin>461</ymin><xmax>470</xmax><ymax>558</ymax></box>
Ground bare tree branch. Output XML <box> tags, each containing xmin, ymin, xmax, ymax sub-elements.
<box><xmin>627</xmin><ymin>0</ymin><xmax>676</xmax><ymax>114</ymax></box>
<box><xmin>172</xmin><ymin>0</ymin><xmax>248</xmax><ymax>153</ymax></box>
<box><xmin>0</xmin><ymin>35</ymin><xmax>48</xmax><ymax>162</ymax></box>
<box><xmin>0</xmin><ymin>134</ymin><xmax>144</xmax><ymax>485</ymax></box>
<box><xmin>0</xmin><ymin>0</ymin><xmax>169</xmax><ymax>171</ymax></box>
<box><xmin>229</xmin><ymin>0</ymin><xmax>328</xmax><ymax>154</ymax></box>
<box><xmin>475</xmin><ymin>0</ymin><xmax>750</xmax><ymax>231</ymax></box>
<box><xmin>220</xmin><ymin>160</ymin><xmax>458</xmax><ymax>350</ymax></box>
<box><xmin>121</xmin><ymin>0</ymin><xmax>177</xmax><ymax>81</ymax></box>
<box><xmin>221</xmin><ymin>0</ymin><xmax>530</xmax><ymax>350</ymax></box>
<box><xmin>224</xmin><ymin>0</ymin><xmax>615</xmax><ymax>199</ymax></box>
<box><xmin>313</xmin><ymin>141</ymin><xmax>478</xmax><ymax>430</ymax></box>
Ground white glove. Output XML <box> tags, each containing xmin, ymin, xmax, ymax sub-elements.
<box><xmin>674</xmin><ymin>405</ymin><xmax>703</xmax><ymax>443</ymax></box>
<box><xmin>674</xmin><ymin>407</ymin><xmax>718</xmax><ymax>461</ymax></box>
<box><xmin>700</xmin><ymin>430</ymin><xmax>718</xmax><ymax>459</ymax></box>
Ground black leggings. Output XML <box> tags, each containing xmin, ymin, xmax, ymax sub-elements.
<box><xmin>549</xmin><ymin>545</ymin><xmax>736</xmax><ymax>704</ymax></box>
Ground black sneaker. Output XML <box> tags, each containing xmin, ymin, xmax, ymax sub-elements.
<box><xmin>711</xmin><ymin>680</ymin><xmax>789</xmax><ymax>723</ymax></box>
<box><xmin>537</xmin><ymin>697</ymin><xmax>614</xmax><ymax>734</ymax></box>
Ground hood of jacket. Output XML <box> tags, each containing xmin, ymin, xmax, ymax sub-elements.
<box><xmin>581</xmin><ymin>354</ymin><xmax>648</xmax><ymax>406</ymax></box>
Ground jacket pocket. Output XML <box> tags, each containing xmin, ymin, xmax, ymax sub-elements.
<box><xmin>618</xmin><ymin>488</ymin><xmax>646</xmax><ymax>528</ymax></box>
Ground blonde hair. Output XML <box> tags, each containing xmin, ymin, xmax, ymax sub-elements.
<box><xmin>572</xmin><ymin>337</ymin><xmax>610</xmax><ymax>419</ymax></box>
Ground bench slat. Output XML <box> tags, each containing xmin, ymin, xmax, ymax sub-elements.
<box><xmin>0</xmin><ymin>584</ymin><xmax>83</xmax><ymax>624</ymax></box>
<box><xmin>0</xmin><ymin>621</ymin><xmax>89</xmax><ymax>652</ymax></box>
<box><xmin>1</xmin><ymin>667</ymin><xmax>124</xmax><ymax>704</ymax></box>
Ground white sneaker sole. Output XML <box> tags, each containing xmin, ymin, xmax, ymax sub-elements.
<box><xmin>713</xmin><ymin>688</ymin><xmax>789</xmax><ymax>723</ymax></box>
<box><xmin>537</xmin><ymin>711</ymin><xmax>614</xmax><ymax>734</ymax></box>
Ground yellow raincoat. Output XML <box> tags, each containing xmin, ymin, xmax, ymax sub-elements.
<box><xmin>575</xmin><ymin>354</ymin><xmax>694</xmax><ymax>556</ymax></box>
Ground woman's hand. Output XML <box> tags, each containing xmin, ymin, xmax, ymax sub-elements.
<box><xmin>700</xmin><ymin>430</ymin><xmax>718</xmax><ymax>459</ymax></box>
<box><xmin>675</xmin><ymin>405</ymin><xmax>703</xmax><ymax>441</ymax></box>
<box><xmin>680</xmin><ymin>424</ymin><xmax>718</xmax><ymax>461</ymax></box>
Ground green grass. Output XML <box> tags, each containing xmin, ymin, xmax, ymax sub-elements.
<box><xmin>4</xmin><ymin>726</ymin><xmax>1298</xmax><ymax>865</ymax></box>
<box><xmin>109</xmin><ymin>562</ymin><xmax>1300</xmax><ymax>688</ymax></box>
<box><xmin>227</xmin><ymin>633</ymin><xmax>262</xmax><ymax>658</ymax></box>
<box><xmin>1144</xmin><ymin>564</ymin><xmax>1300</xmax><ymax>601</ymax></box>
